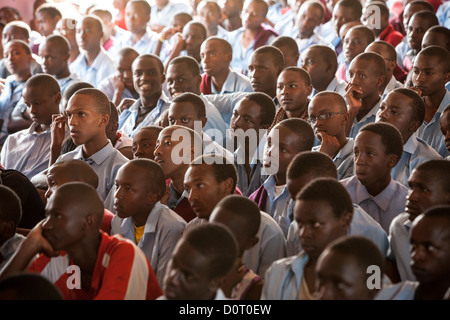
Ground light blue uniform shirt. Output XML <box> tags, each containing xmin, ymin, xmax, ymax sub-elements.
<box><xmin>317</xmin><ymin>20</ymin><xmax>340</xmax><ymax>48</ymax></box>
<box><xmin>0</xmin><ymin>76</ymin><xmax>26</xmax><ymax>145</ymax></box>
<box><xmin>118</xmin><ymin>93</ymin><xmax>170</xmax><ymax>138</ymax></box>
<box><xmin>261</xmin><ymin>175</ymin><xmax>292</xmax><ymax>237</ymax></box>
<box><xmin>111</xmin><ymin>201</ymin><xmax>186</xmax><ymax>286</ymax></box>
<box><xmin>112</xmin><ymin>29</ymin><xmax>164</xmax><ymax>56</ymax></box>
<box><xmin>55</xmin><ymin>141</ymin><xmax>129</xmax><ymax>209</ymax></box>
<box><xmin>261</xmin><ymin>251</ymin><xmax>310</xmax><ymax>300</ymax></box>
<box><xmin>391</xmin><ymin>135</ymin><xmax>442</xmax><ymax>187</ymax></box>
<box><xmin>416</xmin><ymin>90</ymin><xmax>450</xmax><ymax>158</ymax></box>
<box><xmin>0</xmin><ymin>123</ymin><xmax>65</xmax><ymax>180</ymax></box>
<box><xmin>341</xmin><ymin>175</ymin><xmax>408</xmax><ymax>233</ymax></box>
<box><xmin>374</xmin><ymin>281</ymin><xmax>418</xmax><ymax>300</ymax></box>
<box><xmin>199</xmin><ymin>94</ymin><xmax>229</xmax><ymax>143</ymax></box>
<box><xmin>312</xmin><ymin>138</ymin><xmax>355</xmax><ymax>180</ymax></box>
<box><xmin>349</xmin><ymin>97</ymin><xmax>382</xmax><ymax>139</ymax></box>
<box><xmin>382</xmin><ymin>75</ymin><xmax>403</xmax><ymax>100</ymax></box>
<box><xmin>242</xmin><ymin>211</ymin><xmax>287</xmax><ymax>277</ymax></box>
<box><xmin>274</xmin><ymin>13</ymin><xmax>296</xmax><ymax>38</ymax></box>
<box><xmin>229</xmin><ymin>27</ymin><xmax>277</xmax><ymax>76</ymax></box>
<box><xmin>234</xmin><ymin>134</ymin><xmax>267</xmax><ymax>197</ymax></box>
<box><xmin>387</xmin><ymin>212</ymin><xmax>416</xmax><ymax>282</ymax></box>
<box><xmin>211</xmin><ymin>68</ymin><xmax>253</xmax><ymax>94</ymax></box>
<box><xmin>295</xmin><ymin>31</ymin><xmax>333</xmax><ymax>59</ymax></box>
<box><xmin>286</xmin><ymin>203</ymin><xmax>389</xmax><ymax>257</ymax></box>
<box><xmin>267</xmin><ymin>2</ymin><xmax>290</xmax><ymax>26</ymax></box>
<box><xmin>69</xmin><ymin>49</ymin><xmax>115</xmax><ymax>88</ymax></box>
<box><xmin>150</xmin><ymin>1</ymin><xmax>193</xmax><ymax>27</ymax></box>
<box><xmin>97</xmin><ymin>74</ymin><xmax>139</xmax><ymax>102</ymax></box>
<box><xmin>57</xmin><ymin>73</ymin><xmax>80</xmax><ymax>103</ymax></box>
<box><xmin>395</xmin><ymin>38</ymin><xmax>410</xmax><ymax>68</ymax></box>
<box><xmin>310</xmin><ymin>76</ymin><xmax>347</xmax><ymax>98</ymax></box>
<box><xmin>436</xmin><ymin>1</ymin><xmax>450</xmax><ymax>28</ymax></box>
<box><xmin>204</xmin><ymin>92</ymin><xmax>248</xmax><ymax>126</ymax></box>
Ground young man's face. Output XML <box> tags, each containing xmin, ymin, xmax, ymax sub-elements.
<box><xmin>183</xmin><ymin>25</ymin><xmax>205</xmax><ymax>57</ymax></box>
<box><xmin>406</xmin><ymin>169</ymin><xmax>450</xmax><ymax>221</ymax></box>
<box><xmin>316</xmin><ymin>250</ymin><xmax>375</xmax><ymax>300</ymax></box>
<box><xmin>348</xmin><ymin>58</ymin><xmax>383</xmax><ymax>100</ymax></box>
<box><xmin>333</xmin><ymin>5</ymin><xmax>356</xmax><ymax>35</ymax></box>
<box><xmin>22</xmin><ymin>85</ymin><xmax>60</xmax><ymax>126</ymax></box>
<box><xmin>132</xmin><ymin>57</ymin><xmax>165</xmax><ymax>99</ymax></box>
<box><xmin>440</xmin><ymin>111</ymin><xmax>450</xmax><ymax>153</ymax></box>
<box><xmin>300</xmin><ymin>48</ymin><xmax>330</xmax><ymax>89</ymax></box>
<box><xmin>407</xmin><ymin>16</ymin><xmax>433</xmax><ymax>52</ymax></box>
<box><xmin>354</xmin><ymin>130</ymin><xmax>395</xmax><ymax>188</ymax></box>
<box><xmin>163</xmin><ymin>240</ymin><xmax>217</xmax><ymax>300</ymax></box>
<box><xmin>154</xmin><ymin>127</ymin><xmax>194</xmax><ymax>178</ymax></box>
<box><xmin>197</xmin><ymin>3</ymin><xmax>220</xmax><ymax>29</ymax></box>
<box><xmin>168</xmin><ymin>101</ymin><xmax>205</xmax><ymax>130</ymax></box>
<box><xmin>114</xmin><ymin>163</ymin><xmax>154</xmax><ymax>220</ymax></box>
<box><xmin>343</xmin><ymin>29</ymin><xmax>371</xmax><ymax>63</ymax></box>
<box><xmin>166</xmin><ymin>63</ymin><xmax>201</xmax><ymax>98</ymax></box>
<box><xmin>65</xmin><ymin>94</ymin><xmax>107</xmax><ymax>145</ymax></box>
<box><xmin>248</xmin><ymin>52</ymin><xmax>280</xmax><ymax>95</ymax></box>
<box><xmin>132</xmin><ymin>128</ymin><xmax>160</xmax><ymax>160</ymax></box>
<box><xmin>297</xmin><ymin>5</ymin><xmax>322</xmax><ymax>39</ymax></box>
<box><xmin>45</xmin><ymin>166</ymin><xmax>70</xmax><ymax>199</ymax></box>
<box><xmin>276</xmin><ymin>70</ymin><xmax>311</xmax><ymax>113</ymax></box>
<box><xmin>230</xmin><ymin>98</ymin><xmax>265</xmax><ymax>144</ymax></box>
<box><xmin>2</xmin><ymin>25</ymin><xmax>28</xmax><ymax>46</ymax></box>
<box><xmin>411</xmin><ymin>54</ymin><xmax>449</xmax><ymax>97</ymax></box>
<box><xmin>264</xmin><ymin>124</ymin><xmax>301</xmax><ymax>178</ymax></box>
<box><xmin>294</xmin><ymin>198</ymin><xmax>350</xmax><ymax>259</ymax></box>
<box><xmin>3</xmin><ymin>42</ymin><xmax>32</xmax><ymax>76</ymax></box>
<box><xmin>410</xmin><ymin>215</ymin><xmax>450</xmax><ymax>284</ymax></box>
<box><xmin>35</xmin><ymin>11</ymin><xmax>59</xmax><ymax>37</ymax></box>
<box><xmin>365</xmin><ymin>43</ymin><xmax>396</xmax><ymax>74</ymax></box>
<box><xmin>116</xmin><ymin>53</ymin><xmax>137</xmax><ymax>92</ymax></box>
<box><xmin>39</xmin><ymin>41</ymin><xmax>69</xmax><ymax>76</ymax></box>
<box><xmin>42</xmin><ymin>191</ymin><xmax>88</xmax><ymax>251</ymax></box>
<box><xmin>376</xmin><ymin>92</ymin><xmax>416</xmax><ymax>142</ymax></box>
<box><xmin>200</xmin><ymin>40</ymin><xmax>231</xmax><ymax>77</ymax></box>
<box><xmin>183</xmin><ymin>164</ymin><xmax>231</xmax><ymax>220</ymax></box>
<box><xmin>242</xmin><ymin>1</ymin><xmax>265</xmax><ymax>30</ymax></box>
<box><xmin>308</xmin><ymin>95</ymin><xmax>347</xmax><ymax>139</ymax></box>
<box><xmin>125</xmin><ymin>3</ymin><xmax>150</xmax><ymax>34</ymax></box>
<box><xmin>76</xmin><ymin>18</ymin><xmax>103</xmax><ymax>52</ymax></box>
<box><xmin>422</xmin><ymin>31</ymin><xmax>450</xmax><ymax>52</ymax></box>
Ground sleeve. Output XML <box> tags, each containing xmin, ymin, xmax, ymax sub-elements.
<box><xmin>93</xmin><ymin>240</ymin><xmax>162</xmax><ymax>300</ymax></box>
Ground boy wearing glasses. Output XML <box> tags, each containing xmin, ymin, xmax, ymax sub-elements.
<box><xmin>309</xmin><ymin>91</ymin><xmax>354</xmax><ymax>180</ymax></box>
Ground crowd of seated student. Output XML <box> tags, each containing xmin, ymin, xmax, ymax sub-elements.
<box><xmin>0</xmin><ymin>0</ymin><xmax>450</xmax><ymax>301</ymax></box>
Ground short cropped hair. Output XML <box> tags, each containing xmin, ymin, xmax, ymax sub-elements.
<box><xmin>0</xmin><ymin>185</ymin><xmax>22</xmax><ymax>227</ymax></box>
<box><xmin>190</xmin><ymin>154</ymin><xmax>238</xmax><ymax>192</ymax></box>
<box><xmin>270</xmin><ymin>36</ymin><xmax>299</xmax><ymax>57</ymax></box>
<box><xmin>253</xmin><ymin>45</ymin><xmax>285</xmax><ymax>71</ymax></box>
<box><xmin>72</xmin><ymin>88</ymin><xmax>111</xmax><ymax>116</ymax></box>
<box><xmin>42</xmin><ymin>34</ymin><xmax>71</xmax><ymax>55</ymax></box>
<box><xmin>416</xmin><ymin>45</ymin><xmax>450</xmax><ymax>73</ymax></box>
<box><xmin>359</xmin><ymin>122</ymin><xmax>404</xmax><ymax>161</ymax></box>
<box><xmin>354</xmin><ymin>51</ymin><xmax>386</xmax><ymax>76</ymax></box>
<box><xmin>276</xmin><ymin>118</ymin><xmax>315</xmax><ymax>152</ymax></box>
<box><xmin>414</xmin><ymin>160</ymin><xmax>450</xmax><ymax>194</ymax></box>
<box><xmin>25</xmin><ymin>74</ymin><xmax>61</xmax><ymax>96</ymax></box>
<box><xmin>369</xmin><ymin>40</ymin><xmax>397</xmax><ymax>61</ymax></box>
<box><xmin>172</xmin><ymin>92</ymin><xmax>206</xmax><ymax>119</ymax></box>
<box><xmin>287</xmin><ymin>151</ymin><xmax>337</xmax><ymax>180</ymax></box>
<box><xmin>5</xmin><ymin>39</ymin><xmax>31</xmax><ymax>55</ymax></box>
<box><xmin>409</xmin><ymin>10</ymin><xmax>439</xmax><ymax>28</ymax></box>
<box><xmin>324</xmin><ymin>235</ymin><xmax>385</xmax><ymax>275</ymax></box>
<box><xmin>62</xmin><ymin>82</ymin><xmax>94</xmax><ymax>105</ymax></box>
<box><xmin>81</xmin><ymin>15</ymin><xmax>104</xmax><ymax>33</ymax></box>
<box><xmin>133</xmin><ymin>54</ymin><xmax>165</xmax><ymax>74</ymax></box>
<box><xmin>297</xmin><ymin>177</ymin><xmax>354</xmax><ymax>217</ymax></box>
<box><xmin>283</xmin><ymin>66</ymin><xmax>311</xmax><ymax>87</ymax></box>
<box><xmin>314</xmin><ymin>91</ymin><xmax>347</xmax><ymax>113</ymax></box>
<box><xmin>182</xmin><ymin>223</ymin><xmax>238</xmax><ymax>279</ymax></box>
<box><xmin>336</xmin><ymin>0</ymin><xmax>363</xmax><ymax>20</ymax></box>
<box><xmin>128</xmin><ymin>0</ymin><xmax>151</xmax><ymax>16</ymax></box>
<box><xmin>3</xmin><ymin>21</ymin><xmax>30</xmax><ymax>39</ymax></box>
<box><xmin>183</xmin><ymin>21</ymin><xmax>207</xmax><ymax>40</ymax></box>
<box><xmin>347</xmin><ymin>25</ymin><xmax>376</xmax><ymax>44</ymax></box>
<box><xmin>244</xmin><ymin>92</ymin><xmax>277</xmax><ymax>126</ymax></box>
<box><xmin>169</xmin><ymin>56</ymin><xmax>201</xmax><ymax>76</ymax></box>
<box><xmin>50</xmin><ymin>159</ymin><xmax>99</xmax><ymax>189</ymax></box>
<box><xmin>392</xmin><ymin>88</ymin><xmax>426</xmax><ymax>124</ymax></box>
<box><xmin>0</xmin><ymin>273</ymin><xmax>63</xmax><ymax>300</ymax></box>
<box><xmin>306</xmin><ymin>45</ymin><xmax>339</xmax><ymax>73</ymax></box>
<box><xmin>203</xmin><ymin>36</ymin><xmax>232</xmax><ymax>55</ymax></box>
<box><xmin>127</xmin><ymin>159</ymin><xmax>166</xmax><ymax>197</ymax></box>
<box><xmin>35</xmin><ymin>3</ymin><xmax>62</xmax><ymax>18</ymax></box>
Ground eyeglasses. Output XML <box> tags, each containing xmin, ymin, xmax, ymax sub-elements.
<box><xmin>307</xmin><ymin>112</ymin><xmax>345</xmax><ymax>125</ymax></box>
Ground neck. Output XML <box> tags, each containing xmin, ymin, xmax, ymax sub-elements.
<box><xmin>245</xmin><ymin>25</ymin><xmax>262</xmax><ymax>37</ymax></box>
<box><xmin>131</xmin><ymin>29</ymin><xmax>146</xmax><ymax>43</ymax></box>
<box><xmin>415</xmin><ymin>281</ymin><xmax>450</xmax><ymax>300</ymax></box>
<box><xmin>141</xmin><ymin>94</ymin><xmax>160</xmax><ymax>108</ymax></box>
<box><xmin>85</xmin><ymin>47</ymin><xmax>101</xmax><ymax>66</ymax></box>
<box><xmin>211</xmin><ymin>69</ymin><xmax>230</xmax><ymax>92</ymax></box>
<box><xmin>285</xmin><ymin>102</ymin><xmax>308</xmax><ymax>119</ymax></box>
<box><xmin>207</xmin><ymin>26</ymin><xmax>219</xmax><ymax>38</ymax></box>
<box><xmin>424</xmin><ymin>88</ymin><xmax>446</xmax><ymax>111</ymax></box>
<box><xmin>133</xmin><ymin>209</ymin><xmax>152</xmax><ymax>227</ymax></box>
<box><xmin>357</xmin><ymin>95</ymin><xmax>380</xmax><ymax>121</ymax></box>
<box><xmin>315</xmin><ymin>76</ymin><xmax>334</xmax><ymax>92</ymax></box>
<box><xmin>70</xmin><ymin>48</ymin><xmax>80</xmax><ymax>63</ymax></box>
<box><xmin>82</xmin><ymin>137</ymin><xmax>109</xmax><ymax>159</ymax></box>
<box><xmin>379</xmin><ymin>74</ymin><xmax>392</xmax><ymax>94</ymax></box>
<box><xmin>364</xmin><ymin>174</ymin><xmax>391</xmax><ymax>197</ymax></box>
<box><xmin>275</xmin><ymin>173</ymin><xmax>286</xmax><ymax>186</ymax></box>
<box><xmin>171</xmin><ymin>170</ymin><xmax>188</xmax><ymax>195</ymax></box>
<box><xmin>56</xmin><ymin>67</ymin><xmax>71</xmax><ymax>79</ymax></box>
<box><xmin>15</xmin><ymin>71</ymin><xmax>31</xmax><ymax>82</ymax></box>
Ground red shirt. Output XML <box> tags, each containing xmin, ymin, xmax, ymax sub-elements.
<box><xmin>28</xmin><ymin>232</ymin><xmax>162</xmax><ymax>300</ymax></box>
<box><xmin>379</xmin><ymin>24</ymin><xmax>404</xmax><ymax>48</ymax></box>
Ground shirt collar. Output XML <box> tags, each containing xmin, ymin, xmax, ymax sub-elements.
<box><xmin>355</xmin><ymin>177</ymin><xmax>397</xmax><ymax>212</ymax></box>
<box><xmin>74</xmin><ymin>140</ymin><xmax>115</xmax><ymax>165</ymax></box>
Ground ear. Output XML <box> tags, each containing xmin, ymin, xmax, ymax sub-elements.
<box><xmin>221</xmin><ymin>177</ymin><xmax>234</xmax><ymax>195</ymax></box>
<box><xmin>146</xmin><ymin>191</ymin><xmax>161</xmax><ymax>206</ymax></box>
<box><xmin>0</xmin><ymin>220</ymin><xmax>15</xmax><ymax>240</ymax></box>
<box><xmin>195</xmin><ymin>74</ymin><xmax>202</xmax><ymax>87</ymax></box>
<box><xmin>201</xmin><ymin>116</ymin><xmax>207</xmax><ymax>128</ymax></box>
<box><xmin>444</xmin><ymin>71</ymin><xmax>450</xmax><ymax>84</ymax></box>
<box><xmin>54</xmin><ymin>92</ymin><xmax>62</xmax><ymax>105</ymax></box>
<box><xmin>408</xmin><ymin>119</ymin><xmax>421</xmax><ymax>134</ymax></box>
<box><xmin>100</xmin><ymin>114</ymin><xmax>110</xmax><ymax>127</ymax></box>
<box><xmin>84</xmin><ymin>213</ymin><xmax>96</xmax><ymax>229</ymax></box>
<box><xmin>387</xmin><ymin>153</ymin><xmax>399</xmax><ymax>168</ymax></box>
<box><xmin>341</xmin><ymin>211</ymin><xmax>353</xmax><ymax>229</ymax></box>
<box><xmin>306</xmin><ymin>84</ymin><xmax>312</xmax><ymax>97</ymax></box>
<box><xmin>377</xmin><ymin>74</ymin><xmax>386</xmax><ymax>88</ymax></box>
